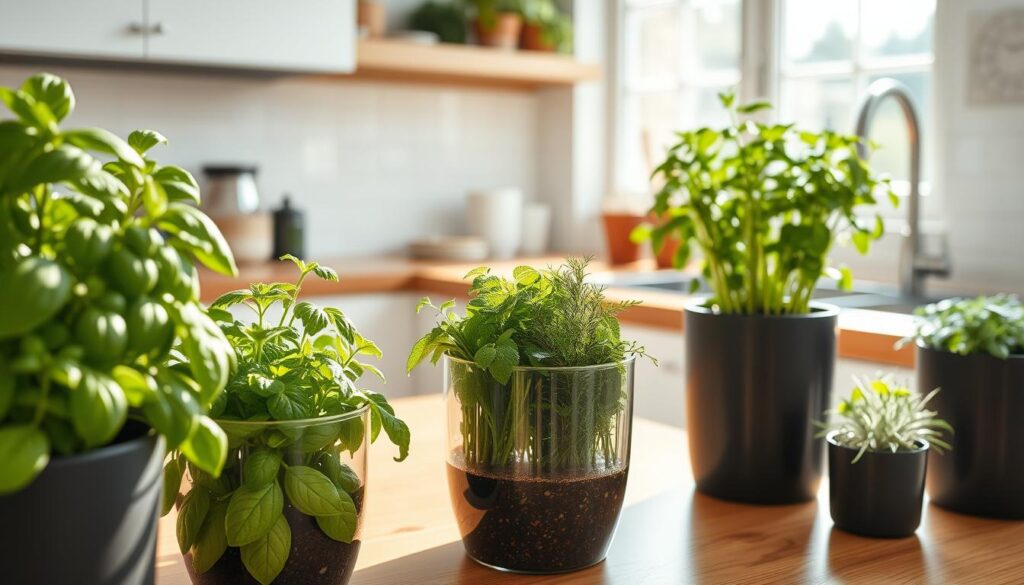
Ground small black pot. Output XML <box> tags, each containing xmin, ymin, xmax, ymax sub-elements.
<box><xmin>0</xmin><ymin>421</ymin><xmax>164</xmax><ymax>585</ymax></box>
<box><xmin>685</xmin><ymin>301</ymin><xmax>837</xmax><ymax>504</ymax></box>
<box><xmin>827</xmin><ymin>433</ymin><xmax>928</xmax><ymax>538</ymax></box>
<box><xmin>917</xmin><ymin>344</ymin><xmax>1024</xmax><ymax>518</ymax></box>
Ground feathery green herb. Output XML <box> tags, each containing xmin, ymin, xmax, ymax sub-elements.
<box><xmin>169</xmin><ymin>257</ymin><xmax>409</xmax><ymax>585</ymax></box>
<box><xmin>635</xmin><ymin>91</ymin><xmax>895</xmax><ymax>314</ymax></box>
<box><xmin>818</xmin><ymin>377</ymin><xmax>952</xmax><ymax>463</ymax></box>
<box><xmin>901</xmin><ymin>295</ymin><xmax>1024</xmax><ymax>359</ymax></box>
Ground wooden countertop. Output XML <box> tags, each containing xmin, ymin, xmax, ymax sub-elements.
<box><xmin>200</xmin><ymin>256</ymin><xmax>915</xmax><ymax>367</ymax></box>
<box><xmin>157</xmin><ymin>394</ymin><xmax>1024</xmax><ymax>584</ymax></box>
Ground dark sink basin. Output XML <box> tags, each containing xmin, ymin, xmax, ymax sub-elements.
<box><xmin>592</xmin><ymin>272</ymin><xmax>932</xmax><ymax>315</ymax></box>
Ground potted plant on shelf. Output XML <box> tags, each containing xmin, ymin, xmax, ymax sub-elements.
<box><xmin>901</xmin><ymin>295</ymin><xmax>1024</xmax><ymax>518</ymax></box>
<box><xmin>0</xmin><ymin>73</ymin><xmax>236</xmax><ymax>584</ymax></box>
<box><xmin>467</xmin><ymin>0</ymin><xmax>523</xmax><ymax>50</ymax></box>
<box><xmin>519</xmin><ymin>0</ymin><xmax>572</xmax><ymax>52</ymax></box>
<box><xmin>407</xmin><ymin>258</ymin><xmax>653</xmax><ymax>573</ymax></box>
<box><xmin>819</xmin><ymin>377</ymin><xmax>951</xmax><ymax>538</ymax></box>
<box><xmin>171</xmin><ymin>255</ymin><xmax>410</xmax><ymax>585</ymax></box>
<box><xmin>642</xmin><ymin>91</ymin><xmax>895</xmax><ymax>504</ymax></box>
<box><xmin>410</xmin><ymin>1</ymin><xmax>468</xmax><ymax>44</ymax></box>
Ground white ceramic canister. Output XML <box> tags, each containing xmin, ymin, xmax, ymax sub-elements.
<box><xmin>467</xmin><ymin>188</ymin><xmax>524</xmax><ymax>259</ymax></box>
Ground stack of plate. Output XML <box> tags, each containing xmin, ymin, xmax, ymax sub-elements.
<box><xmin>408</xmin><ymin>236</ymin><xmax>489</xmax><ymax>261</ymax></box>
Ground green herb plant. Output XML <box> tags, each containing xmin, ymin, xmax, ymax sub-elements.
<box><xmin>635</xmin><ymin>92</ymin><xmax>896</xmax><ymax>314</ymax></box>
<box><xmin>467</xmin><ymin>0</ymin><xmax>522</xmax><ymax>29</ymax></box>
<box><xmin>818</xmin><ymin>377</ymin><xmax>952</xmax><ymax>463</ymax></box>
<box><xmin>408</xmin><ymin>258</ymin><xmax>651</xmax><ymax>474</ymax></box>
<box><xmin>521</xmin><ymin>0</ymin><xmax>573</xmax><ymax>52</ymax></box>
<box><xmin>171</xmin><ymin>256</ymin><xmax>410</xmax><ymax>585</ymax></box>
<box><xmin>900</xmin><ymin>295</ymin><xmax>1024</xmax><ymax>359</ymax></box>
<box><xmin>0</xmin><ymin>73</ymin><xmax>236</xmax><ymax>494</ymax></box>
<box><xmin>410</xmin><ymin>1</ymin><xmax>468</xmax><ymax>44</ymax></box>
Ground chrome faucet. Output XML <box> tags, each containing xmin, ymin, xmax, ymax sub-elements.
<box><xmin>854</xmin><ymin>78</ymin><xmax>950</xmax><ymax>298</ymax></box>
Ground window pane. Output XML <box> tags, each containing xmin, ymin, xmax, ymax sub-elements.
<box><xmin>686</xmin><ymin>0</ymin><xmax>742</xmax><ymax>73</ymax></box>
<box><xmin>779</xmin><ymin>77</ymin><xmax>855</xmax><ymax>131</ymax></box>
<box><xmin>621</xmin><ymin>91</ymin><xmax>678</xmax><ymax>193</ymax></box>
<box><xmin>861</xmin><ymin>0</ymin><xmax>935</xmax><ymax>60</ymax></box>
<box><xmin>782</xmin><ymin>0</ymin><xmax>857</xmax><ymax>65</ymax></box>
<box><xmin>865</xmin><ymin>71</ymin><xmax>932</xmax><ymax>183</ymax></box>
<box><xmin>625</xmin><ymin>6</ymin><xmax>678</xmax><ymax>87</ymax></box>
<box><xmin>683</xmin><ymin>87</ymin><xmax>734</xmax><ymax>129</ymax></box>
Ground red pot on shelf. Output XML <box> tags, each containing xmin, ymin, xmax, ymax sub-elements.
<box><xmin>474</xmin><ymin>13</ymin><xmax>523</xmax><ymax>50</ymax></box>
<box><xmin>602</xmin><ymin>212</ymin><xmax>646</xmax><ymax>265</ymax></box>
<box><xmin>520</xmin><ymin>23</ymin><xmax>555</xmax><ymax>52</ymax></box>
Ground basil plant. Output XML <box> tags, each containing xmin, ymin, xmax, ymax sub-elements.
<box><xmin>0</xmin><ymin>73</ymin><xmax>237</xmax><ymax>494</ymax></box>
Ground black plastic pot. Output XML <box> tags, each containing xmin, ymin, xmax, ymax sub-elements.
<box><xmin>917</xmin><ymin>344</ymin><xmax>1024</xmax><ymax>518</ymax></box>
<box><xmin>685</xmin><ymin>301</ymin><xmax>837</xmax><ymax>504</ymax></box>
<box><xmin>0</xmin><ymin>421</ymin><xmax>164</xmax><ymax>585</ymax></box>
<box><xmin>827</xmin><ymin>433</ymin><xmax>928</xmax><ymax>538</ymax></box>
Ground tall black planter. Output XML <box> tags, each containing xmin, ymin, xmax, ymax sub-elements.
<box><xmin>685</xmin><ymin>302</ymin><xmax>837</xmax><ymax>504</ymax></box>
<box><xmin>0</xmin><ymin>421</ymin><xmax>164</xmax><ymax>585</ymax></box>
<box><xmin>917</xmin><ymin>344</ymin><xmax>1024</xmax><ymax>518</ymax></box>
<box><xmin>827</xmin><ymin>433</ymin><xmax>928</xmax><ymax>538</ymax></box>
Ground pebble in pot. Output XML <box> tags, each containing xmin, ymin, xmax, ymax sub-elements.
<box><xmin>819</xmin><ymin>377</ymin><xmax>952</xmax><ymax>538</ymax></box>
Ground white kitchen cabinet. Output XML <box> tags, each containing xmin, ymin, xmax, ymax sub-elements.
<box><xmin>0</xmin><ymin>0</ymin><xmax>144</xmax><ymax>60</ymax></box>
<box><xmin>622</xmin><ymin>323</ymin><xmax>686</xmax><ymax>428</ymax></box>
<box><xmin>0</xmin><ymin>0</ymin><xmax>355</xmax><ymax>73</ymax></box>
<box><xmin>146</xmin><ymin>0</ymin><xmax>355</xmax><ymax>72</ymax></box>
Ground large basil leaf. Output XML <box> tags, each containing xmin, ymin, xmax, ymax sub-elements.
<box><xmin>176</xmin><ymin>488</ymin><xmax>210</xmax><ymax>554</ymax></box>
<box><xmin>0</xmin><ymin>425</ymin><xmax>50</xmax><ymax>494</ymax></box>
<box><xmin>225</xmin><ymin>482</ymin><xmax>284</xmax><ymax>547</ymax></box>
<box><xmin>240</xmin><ymin>513</ymin><xmax>290</xmax><ymax>585</ymax></box>
<box><xmin>0</xmin><ymin>257</ymin><xmax>73</xmax><ymax>340</ymax></box>
<box><xmin>366</xmin><ymin>391</ymin><xmax>410</xmax><ymax>462</ymax></box>
<box><xmin>318</xmin><ymin>453</ymin><xmax>361</xmax><ymax>494</ymax></box>
<box><xmin>243</xmin><ymin>449</ymin><xmax>282</xmax><ymax>487</ymax></box>
<box><xmin>62</xmin><ymin>128</ymin><xmax>144</xmax><ymax>168</ymax></box>
<box><xmin>157</xmin><ymin>202</ymin><xmax>237</xmax><ymax>276</ymax></box>
<box><xmin>171</xmin><ymin>302</ymin><xmax>232</xmax><ymax>404</ymax></box>
<box><xmin>70</xmin><ymin>370</ymin><xmax>127</xmax><ymax>448</ymax></box>
<box><xmin>20</xmin><ymin>73</ymin><xmax>74</xmax><ymax>123</ymax></box>
<box><xmin>315</xmin><ymin>488</ymin><xmax>357</xmax><ymax>543</ymax></box>
<box><xmin>192</xmin><ymin>501</ymin><xmax>228</xmax><ymax>574</ymax></box>
<box><xmin>161</xmin><ymin>457</ymin><xmax>185</xmax><ymax>515</ymax></box>
<box><xmin>283</xmin><ymin>465</ymin><xmax>345</xmax><ymax>516</ymax></box>
<box><xmin>180</xmin><ymin>415</ymin><xmax>227</xmax><ymax>477</ymax></box>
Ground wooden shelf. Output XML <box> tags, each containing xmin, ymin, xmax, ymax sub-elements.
<box><xmin>350</xmin><ymin>39</ymin><xmax>601</xmax><ymax>89</ymax></box>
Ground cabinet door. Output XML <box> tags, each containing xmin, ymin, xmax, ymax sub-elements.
<box><xmin>622</xmin><ymin>324</ymin><xmax>686</xmax><ymax>428</ymax></box>
<box><xmin>146</xmin><ymin>0</ymin><xmax>355</xmax><ymax>72</ymax></box>
<box><xmin>0</xmin><ymin>0</ymin><xmax>144</xmax><ymax>60</ymax></box>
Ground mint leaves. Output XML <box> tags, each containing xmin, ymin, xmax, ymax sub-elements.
<box><xmin>904</xmin><ymin>295</ymin><xmax>1024</xmax><ymax>359</ymax></box>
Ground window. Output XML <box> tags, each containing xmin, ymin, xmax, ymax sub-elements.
<box><xmin>616</xmin><ymin>0</ymin><xmax>936</xmax><ymax>207</ymax></box>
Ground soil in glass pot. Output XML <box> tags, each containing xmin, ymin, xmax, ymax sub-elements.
<box><xmin>177</xmin><ymin>409</ymin><xmax>369</xmax><ymax>585</ymax></box>
<box><xmin>444</xmin><ymin>356</ymin><xmax>635</xmax><ymax>573</ymax></box>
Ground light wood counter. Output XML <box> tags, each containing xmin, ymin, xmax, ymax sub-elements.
<box><xmin>157</xmin><ymin>394</ymin><xmax>1024</xmax><ymax>584</ymax></box>
<box><xmin>201</xmin><ymin>256</ymin><xmax>916</xmax><ymax>367</ymax></box>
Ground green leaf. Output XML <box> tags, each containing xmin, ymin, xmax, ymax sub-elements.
<box><xmin>0</xmin><ymin>425</ymin><xmax>50</xmax><ymax>494</ymax></box>
<box><xmin>181</xmin><ymin>416</ymin><xmax>228</xmax><ymax>477</ymax></box>
<box><xmin>18</xmin><ymin>145</ymin><xmax>98</xmax><ymax>191</ymax></box>
<box><xmin>127</xmin><ymin>129</ymin><xmax>167</xmax><ymax>155</ymax></box>
<box><xmin>0</xmin><ymin>257</ymin><xmax>73</xmax><ymax>340</ymax></box>
<box><xmin>243</xmin><ymin>449</ymin><xmax>282</xmax><ymax>486</ymax></box>
<box><xmin>0</xmin><ymin>359</ymin><xmax>13</xmax><ymax>421</ymax></box>
<box><xmin>268</xmin><ymin>390</ymin><xmax>313</xmax><ymax>420</ymax></box>
<box><xmin>319</xmin><ymin>454</ymin><xmax>361</xmax><ymax>494</ymax></box>
<box><xmin>152</xmin><ymin>165</ymin><xmax>200</xmax><ymax>204</ymax></box>
<box><xmin>293</xmin><ymin>301</ymin><xmax>329</xmax><ymax>335</ymax></box>
<box><xmin>171</xmin><ymin>302</ymin><xmax>232</xmax><ymax>404</ymax></box>
<box><xmin>736</xmin><ymin>101</ymin><xmax>772</xmax><ymax>114</ymax></box>
<box><xmin>315</xmin><ymin>490</ymin><xmax>358</xmax><ymax>543</ymax></box>
<box><xmin>158</xmin><ymin>202</ymin><xmax>238</xmax><ymax>276</ymax></box>
<box><xmin>851</xmin><ymin>230</ymin><xmax>870</xmax><ymax>255</ymax></box>
<box><xmin>210</xmin><ymin>289</ymin><xmax>251</xmax><ymax>310</ymax></box>
<box><xmin>473</xmin><ymin>345</ymin><xmax>497</xmax><ymax>368</ymax></box>
<box><xmin>112</xmin><ymin>365</ymin><xmax>156</xmax><ymax>407</ymax></box>
<box><xmin>240</xmin><ymin>513</ymin><xmax>291</xmax><ymax>585</ymax></box>
<box><xmin>161</xmin><ymin>457</ymin><xmax>185</xmax><ymax>516</ymax></box>
<box><xmin>71</xmin><ymin>370</ymin><xmax>128</xmax><ymax>448</ymax></box>
<box><xmin>283</xmin><ymin>465</ymin><xmax>346</xmax><ymax>516</ymax></box>
<box><xmin>225</xmin><ymin>481</ymin><xmax>284</xmax><ymax>547</ymax></box>
<box><xmin>62</xmin><ymin>128</ymin><xmax>144</xmax><ymax>168</ymax></box>
<box><xmin>366</xmin><ymin>391</ymin><xmax>410</xmax><ymax>462</ymax></box>
<box><xmin>192</xmin><ymin>502</ymin><xmax>229</xmax><ymax>574</ymax></box>
<box><xmin>142</xmin><ymin>176</ymin><xmax>169</xmax><ymax>217</ymax></box>
<box><xmin>176</xmin><ymin>487</ymin><xmax>211</xmax><ymax>554</ymax></box>
<box><xmin>248</xmin><ymin>375</ymin><xmax>285</xmax><ymax>398</ymax></box>
<box><xmin>512</xmin><ymin>265</ymin><xmax>539</xmax><ymax>285</ymax></box>
<box><xmin>312</xmin><ymin>264</ymin><xmax>338</xmax><ymax>282</ymax></box>
<box><xmin>21</xmin><ymin>73</ymin><xmax>74</xmax><ymax>122</ymax></box>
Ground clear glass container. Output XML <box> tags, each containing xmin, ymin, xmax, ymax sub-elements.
<box><xmin>444</xmin><ymin>355</ymin><xmax>636</xmax><ymax>574</ymax></box>
<box><xmin>178</xmin><ymin>407</ymin><xmax>369</xmax><ymax>585</ymax></box>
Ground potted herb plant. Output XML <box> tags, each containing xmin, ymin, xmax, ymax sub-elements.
<box><xmin>819</xmin><ymin>377</ymin><xmax>951</xmax><ymax>538</ymax></box>
<box><xmin>519</xmin><ymin>0</ymin><xmax>572</xmax><ymax>52</ymax></box>
<box><xmin>467</xmin><ymin>0</ymin><xmax>523</xmax><ymax>50</ymax></box>
<box><xmin>0</xmin><ymin>73</ymin><xmax>236</xmax><ymax>584</ymax></box>
<box><xmin>902</xmin><ymin>295</ymin><xmax>1024</xmax><ymax>518</ymax></box>
<box><xmin>410</xmin><ymin>1</ymin><xmax>468</xmax><ymax>44</ymax></box>
<box><xmin>171</xmin><ymin>256</ymin><xmax>410</xmax><ymax>585</ymax></box>
<box><xmin>408</xmin><ymin>258</ymin><xmax>651</xmax><ymax>573</ymax></box>
<box><xmin>642</xmin><ymin>92</ymin><xmax>895</xmax><ymax>504</ymax></box>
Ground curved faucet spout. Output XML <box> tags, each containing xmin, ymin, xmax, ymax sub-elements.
<box><xmin>853</xmin><ymin>78</ymin><xmax>947</xmax><ymax>298</ymax></box>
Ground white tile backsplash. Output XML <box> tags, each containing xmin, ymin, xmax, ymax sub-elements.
<box><xmin>0</xmin><ymin>63</ymin><xmax>538</xmax><ymax>258</ymax></box>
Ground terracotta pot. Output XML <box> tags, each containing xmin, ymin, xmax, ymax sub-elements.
<box><xmin>474</xmin><ymin>13</ymin><xmax>523</xmax><ymax>50</ymax></box>
<box><xmin>655</xmin><ymin>236</ymin><xmax>682</xmax><ymax>268</ymax></box>
<box><xmin>358</xmin><ymin>0</ymin><xmax>386</xmax><ymax>38</ymax></box>
<box><xmin>520</xmin><ymin>23</ymin><xmax>555</xmax><ymax>52</ymax></box>
<box><xmin>601</xmin><ymin>212</ymin><xmax>645</xmax><ymax>265</ymax></box>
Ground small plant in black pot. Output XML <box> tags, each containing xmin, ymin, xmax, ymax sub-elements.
<box><xmin>170</xmin><ymin>256</ymin><xmax>410</xmax><ymax>585</ymax></box>
<box><xmin>408</xmin><ymin>258</ymin><xmax>653</xmax><ymax>574</ymax></box>
<box><xmin>636</xmin><ymin>91</ymin><xmax>895</xmax><ymax>504</ymax></box>
<box><xmin>820</xmin><ymin>377</ymin><xmax>951</xmax><ymax>538</ymax></box>
<box><xmin>0</xmin><ymin>73</ymin><xmax>236</xmax><ymax>584</ymax></box>
<box><xmin>901</xmin><ymin>295</ymin><xmax>1024</xmax><ymax>518</ymax></box>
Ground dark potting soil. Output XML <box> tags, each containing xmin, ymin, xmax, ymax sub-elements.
<box><xmin>184</xmin><ymin>489</ymin><xmax>363</xmax><ymax>585</ymax></box>
<box><xmin>447</xmin><ymin>462</ymin><xmax>629</xmax><ymax>573</ymax></box>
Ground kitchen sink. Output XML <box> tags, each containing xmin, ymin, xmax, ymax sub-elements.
<box><xmin>591</xmin><ymin>272</ymin><xmax>935</xmax><ymax>315</ymax></box>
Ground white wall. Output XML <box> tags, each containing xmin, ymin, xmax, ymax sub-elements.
<box><xmin>0</xmin><ymin>63</ymin><xmax>538</xmax><ymax>258</ymax></box>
